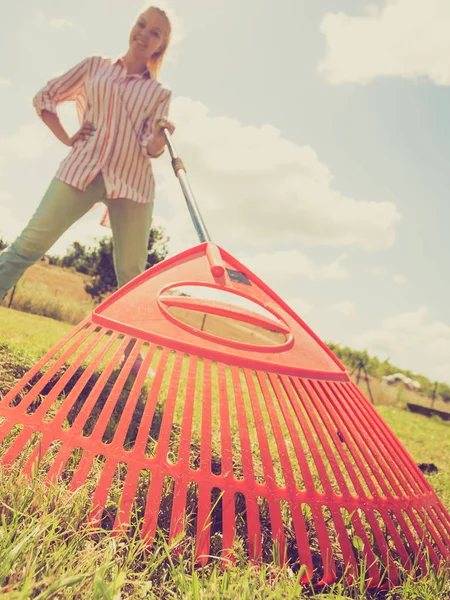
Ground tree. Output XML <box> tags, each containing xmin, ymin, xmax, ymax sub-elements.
<box><xmin>147</xmin><ymin>225</ymin><xmax>169</xmax><ymax>267</ymax></box>
<box><xmin>84</xmin><ymin>237</ymin><xmax>117</xmax><ymax>300</ymax></box>
<box><xmin>439</xmin><ymin>383</ymin><xmax>450</xmax><ymax>404</ymax></box>
<box><xmin>0</xmin><ymin>238</ymin><xmax>8</xmax><ymax>251</ymax></box>
<box><xmin>55</xmin><ymin>225</ymin><xmax>169</xmax><ymax>302</ymax></box>
<box><xmin>59</xmin><ymin>241</ymin><xmax>97</xmax><ymax>274</ymax></box>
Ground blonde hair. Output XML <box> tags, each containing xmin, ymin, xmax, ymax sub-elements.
<box><xmin>143</xmin><ymin>6</ymin><xmax>172</xmax><ymax>79</ymax></box>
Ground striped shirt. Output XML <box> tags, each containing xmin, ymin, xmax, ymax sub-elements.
<box><xmin>33</xmin><ymin>55</ymin><xmax>171</xmax><ymax>224</ymax></box>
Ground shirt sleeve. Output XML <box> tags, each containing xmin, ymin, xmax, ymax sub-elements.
<box><xmin>32</xmin><ymin>57</ymin><xmax>92</xmax><ymax>118</ymax></box>
<box><xmin>140</xmin><ymin>88</ymin><xmax>172</xmax><ymax>158</ymax></box>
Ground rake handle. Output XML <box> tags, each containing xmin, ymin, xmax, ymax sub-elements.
<box><xmin>163</xmin><ymin>128</ymin><xmax>211</xmax><ymax>244</ymax></box>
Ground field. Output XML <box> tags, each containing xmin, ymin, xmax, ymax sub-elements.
<box><xmin>0</xmin><ymin>305</ymin><xmax>449</xmax><ymax>598</ymax></box>
<box><xmin>0</xmin><ymin>261</ymin><xmax>94</xmax><ymax>325</ymax></box>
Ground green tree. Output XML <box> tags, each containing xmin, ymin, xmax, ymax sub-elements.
<box><xmin>55</xmin><ymin>225</ymin><xmax>169</xmax><ymax>302</ymax></box>
<box><xmin>0</xmin><ymin>238</ymin><xmax>8</xmax><ymax>251</ymax></box>
<box><xmin>439</xmin><ymin>383</ymin><xmax>450</xmax><ymax>404</ymax></box>
<box><xmin>59</xmin><ymin>241</ymin><xmax>97</xmax><ymax>274</ymax></box>
<box><xmin>84</xmin><ymin>237</ymin><xmax>117</xmax><ymax>300</ymax></box>
<box><xmin>146</xmin><ymin>225</ymin><xmax>169</xmax><ymax>268</ymax></box>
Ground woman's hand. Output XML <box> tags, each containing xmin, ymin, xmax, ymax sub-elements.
<box><xmin>66</xmin><ymin>121</ymin><xmax>96</xmax><ymax>146</ymax></box>
<box><xmin>146</xmin><ymin>118</ymin><xmax>175</xmax><ymax>157</ymax></box>
<box><xmin>154</xmin><ymin>118</ymin><xmax>175</xmax><ymax>138</ymax></box>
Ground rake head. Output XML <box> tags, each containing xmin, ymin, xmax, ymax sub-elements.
<box><xmin>1</xmin><ymin>241</ymin><xmax>449</xmax><ymax>587</ymax></box>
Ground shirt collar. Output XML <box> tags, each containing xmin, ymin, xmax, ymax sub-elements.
<box><xmin>113</xmin><ymin>56</ymin><xmax>152</xmax><ymax>79</ymax></box>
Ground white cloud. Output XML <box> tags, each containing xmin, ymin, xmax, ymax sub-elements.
<box><xmin>0</xmin><ymin>191</ymin><xmax>13</xmax><ymax>202</ymax></box>
<box><xmin>0</xmin><ymin>79</ymin><xmax>10</xmax><ymax>87</ymax></box>
<box><xmin>352</xmin><ymin>307</ymin><xmax>450</xmax><ymax>384</ymax></box>
<box><xmin>393</xmin><ymin>274</ymin><xmax>408</xmax><ymax>285</ymax></box>
<box><xmin>331</xmin><ymin>300</ymin><xmax>355</xmax><ymax>315</ymax></box>
<box><xmin>49</xmin><ymin>19</ymin><xmax>75</xmax><ymax>29</ymax></box>
<box><xmin>155</xmin><ymin>97</ymin><xmax>401</xmax><ymax>251</ymax></box>
<box><xmin>319</xmin><ymin>0</ymin><xmax>450</xmax><ymax>85</ymax></box>
<box><xmin>286</xmin><ymin>297</ymin><xmax>313</xmax><ymax>317</ymax></box>
<box><xmin>240</xmin><ymin>250</ymin><xmax>349</xmax><ymax>283</ymax></box>
<box><xmin>370</xmin><ymin>268</ymin><xmax>408</xmax><ymax>284</ymax></box>
<box><xmin>0</xmin><ymin>205</ymin><xmax>25</xmax><ymax>242</ymax></box>
<box><xmin>231</xmin><ymin>250</ymin><xmax>349</xmax><ymax>318</ymax></box>
<box><xmin>0</xmin><ymin>122</ymin><xmax>55</xmax><ymax>161</ymax></box>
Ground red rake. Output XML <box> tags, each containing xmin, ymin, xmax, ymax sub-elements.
<box><xmin>1</xmin><ymin>131</ymin><xmax>450</xmax><ymax>587</ymax></box>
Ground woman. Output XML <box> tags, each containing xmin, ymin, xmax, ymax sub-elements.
<box><xmin>0</xmin><ymin>6</ymin><xmax>175</xmax><ymax>373</ymax></box>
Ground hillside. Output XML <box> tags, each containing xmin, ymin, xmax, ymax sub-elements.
<box><xmin>0</xmin><ymin>261</ymin><xmax>94</xmax><ymax>324</ymax></box>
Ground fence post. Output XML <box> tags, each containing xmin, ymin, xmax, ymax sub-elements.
<box><xmin>7</xmin><ymin>286</ymin><xmax>16</xmax><ymax>309</ymax></box>
<box><xmin>430</xmin><ymin>381</ymin><xmax>438</xmax><ymax>409</ymax></box>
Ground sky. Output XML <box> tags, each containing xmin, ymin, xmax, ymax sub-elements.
<box><xmin>1</xmin><ymin>0</ymin><xmax>450</xmax><ymax>384</ymax></box>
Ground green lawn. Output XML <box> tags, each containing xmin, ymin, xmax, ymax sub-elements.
<box><xmin>0</xmin><ymin>309</ymin><xmax>449</xmax><ymax>599</ymax></box>
<box><xmin>377</xmin><ymin>405</ymin><xmax>450</xmax><ymax>510</ymax></box>
<box><xmin>0</xmin><ymin>306</ymin><xmax>72</xmax><ymax>361</ymax></box>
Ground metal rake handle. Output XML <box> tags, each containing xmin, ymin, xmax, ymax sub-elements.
<box><xmin>163</xmin><ymin>128</ymin><xmax>211</xmax><ymax>243</ymax></box>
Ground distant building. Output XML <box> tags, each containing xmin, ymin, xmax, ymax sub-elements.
<box><xmin>382</xmin><ymin>373</ymin><xmax>421</xmax><ymax>391</ymax></box>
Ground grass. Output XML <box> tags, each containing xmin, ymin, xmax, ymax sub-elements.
<box><xmin>376</xmin><ymin>405</ymin><xmax>450</xmax><ymax>510</ymax></box>
<box><xmin>0</xmin><ymin>262</ymin><xmax>93</xmax><ymax>325</ymax></box>
<box><xmin>0</xmin><ymin>469</ymin><xmax>448</xmax><ymax>599</ymax></box>
<box><xmin>0</xmin><ymin>306</ymin><xmax>72</xmax><ymax>361</ymax></box>
<box><xmin>1</xmin><ymin>311</ymin><xmax>450</xmax><ymax>598</ymax></box>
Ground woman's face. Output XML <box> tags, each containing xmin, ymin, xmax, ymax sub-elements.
<box><xmin>129</xmin><ymin>8</ymin><xmax>169</xmax><ymax>61</ymax></box>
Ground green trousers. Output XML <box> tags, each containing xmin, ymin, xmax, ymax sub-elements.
<box><xmin>0</xmin><ymin>173</ymin><xmax>153</xmax><ymax>300</ymax></box>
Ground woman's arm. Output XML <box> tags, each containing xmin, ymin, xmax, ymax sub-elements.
<box><xmin>40</xmin><ymin>110</ymin><xmax>96</xmax><ymax>146</ymax></box>
<box><xmin>140</xmin><ymin>88</ymin><xmax>173</xmax><ymax>158</ymax></box>
<box><xmin>33</xmin><ymin>57</ymin><xmax>92</xmax><ymax>119</ymax></box>
<box><xmin>33</xmin><ymin>57</ymin><xmax>95</xmax><ymax>146</ymax></box>
<box><xmin>40</xmin><ymin>110</ymin><xmax>72</xmax><ymax>146</ymax></box>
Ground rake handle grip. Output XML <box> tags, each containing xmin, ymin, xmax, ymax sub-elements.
<box><xmin>206</xmin><ymin>243</ymin><xmax>225</xmax><ymax>278</ymax></box>
<box><xmin>163</xmin><ymin>128</ymin><xmax>211</xmax><ymax>244</ymax></box>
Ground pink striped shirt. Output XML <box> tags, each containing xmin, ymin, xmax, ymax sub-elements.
<box><xmin>33</xmin><ymin>56</ymin><xmax>171</xmax><ymax>224</ymax></box>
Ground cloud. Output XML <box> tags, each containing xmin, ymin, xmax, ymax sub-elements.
<box><xmin>0</xmin><ymin>205</ymin><xmax>25</xmax><ymax>243</ymax></box>
<box><xmin>0</xmin><ymin>122</ymin><xmax>55</xmax><ymax>161</ymax></box>
<box><xmin>286</xmin><ymin>297</ymin><xmax>313</xmax><ymax>316</ymax></box>
<box><xmin>49</xmin><ymin>19</ymin><xmax>75</xmax><ymax>29</ymax></box>
<box><xmin>319</xmin><ymin>0</ymin><xmax>450</xmax><ymax>85</ymax></box>
<box><xmin>370</xmin><ymin>268</ymin><xmax>408</xmax><ymax>284</ymax></box>
<box><xmin>331</xmin><ymin>300</ymin><xmax>355</xmax><ymax>315</ymax></box>
<box><xmin>352</xmin><ymin>307</ymin><xmax>450</xmax><ymax>384</ymax></box>
<box><xmin>154</xmin><ymin>97</ymin><xmax>402</xmax><ymax>252</ymax></box>
<box><xmin>0</xmin><ymin>191</ymin><xmax>13</xmax><ymax>202</ymax></box>
<box><xmin>240</xmin><ymin>250</ymin><xmax>349</xmax><ymax>283</ymax></box>
<box><xmin>0</xmin><ymin>79</ymin><xmax>10</xmax><ymax>87</ymax></box>
<box><xmin>393</xmin><ymin>274</ymin><xmax>408</xmax><ymax>285</ymax></box>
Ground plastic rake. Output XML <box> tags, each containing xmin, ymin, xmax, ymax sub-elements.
<box><xmin>0</xmin><ymin>131</ymin><xmax>449</xmax><ymax>588</ymax></box>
